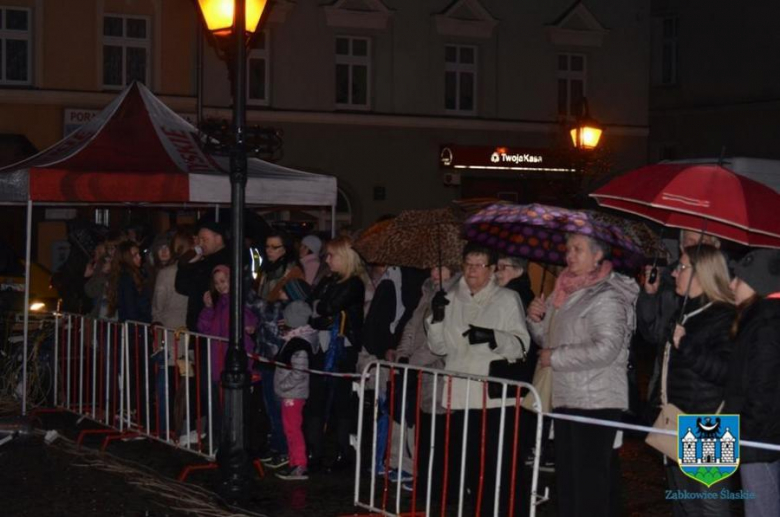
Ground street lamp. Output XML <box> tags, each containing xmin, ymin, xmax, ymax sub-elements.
<box><xmin>195</xmin><ymin>0</ymin><xmax>269</xmax><ymax>499</ymax></box>
<box><xmin>570</xmin><ymin>97</ymin><xmax>603</xmax><ymax>151</ymax></box>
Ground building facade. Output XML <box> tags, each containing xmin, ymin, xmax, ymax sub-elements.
<box><xmin>0</xmin><ymin>0</ymin><xmax>650</xmax><ymax>229</ymax></box>
<box><xmin>649</xmin><ymin>1</ymin><xmax>780</xmax><ymax>162</ymax></box>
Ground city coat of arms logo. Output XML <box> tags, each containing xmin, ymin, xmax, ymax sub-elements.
<box><xmin>678</xmin><ymin>414</ymin><xmax>740</xmax><ymax>487</ymax></box>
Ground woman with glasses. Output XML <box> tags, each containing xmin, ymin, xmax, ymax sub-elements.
<box><xmin>426</xmin><ymin>242</ymin><xmax>530</xmax><ymax>515</ymax></box>
<box><xmin>654</xmin><ymin>244</ymin><xmax>736</xmax><ymax>517</ymax></box>
<box><xmin>527</xmin><ymin>233</ymin><xmax>639</xmax><ymax>517</ymax></box>
<box><xmin>252</xmin><ymin>231</ymin><xmax>306</xmax><ymax>470</ymax></box>
<box><xmin>495</xmin><ymin>254</ymin><xmax>534</xmax><ymax>310</ymax></box>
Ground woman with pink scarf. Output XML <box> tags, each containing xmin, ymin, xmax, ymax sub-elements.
<box><xmin>527</xmin><ymin>233</ymin><xmax>639</xmax><ymax>517</ymax></box>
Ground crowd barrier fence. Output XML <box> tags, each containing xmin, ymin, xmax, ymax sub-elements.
<box><xmin>8</xmin><ymin>310</ymin><xmax>780</xmax><ymax>514</ymax></box>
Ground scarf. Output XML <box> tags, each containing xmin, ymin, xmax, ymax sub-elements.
<box><xmin>551</xmin><ymin>260</ymin><xmax>613</xmax><ymax>309</ymax></box>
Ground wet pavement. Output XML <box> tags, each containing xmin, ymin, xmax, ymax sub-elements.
<box><xmin>0</xmin><ymin>404</ymin><xmax>693</xmax><ymax>517</ymax></box>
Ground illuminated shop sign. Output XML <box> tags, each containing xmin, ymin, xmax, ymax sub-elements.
<box><xmin>440</xmin><ymin>145</ymin><xmax>574</xmax><ymax>172</ymax></box>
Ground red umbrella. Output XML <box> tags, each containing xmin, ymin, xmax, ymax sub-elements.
<box><xmin>590</xmin><ymin>163</ymin><xmax>780</xmax><ymax>248</ymax></box>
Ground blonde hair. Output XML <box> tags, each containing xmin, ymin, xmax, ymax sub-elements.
<box><xmin>326</xmin><ymin>236</ymin><xmax>368</xmax><ymax>284</ymax></box>
<box><xmin>684</xmin><ymin>244</ymin><xmax>734</xmax><ymax>305</ymax></box>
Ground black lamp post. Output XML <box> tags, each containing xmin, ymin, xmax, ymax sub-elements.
<box><xmin>194</xmin><ymin>0</ymin><xmax>268</xmax><ymax>499</ymax></box>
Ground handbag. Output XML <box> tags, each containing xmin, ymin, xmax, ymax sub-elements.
<box><xmin>521</xmin><ymin>308</ymin><xmax>556</xmax><ymax>413</ymax></box>
<box><xmin>487</xmin><ymin>358</ymin><xmax>531</xmax><ymax>399</ymax></box>
<box><xmin>521</xmin><ymin>363</ymin><xmax>552</xmax><ymax>413</ymax></box>
<box><xmin>645</xmin><ymin>303</ymin><xmax>715</xmax><ymax>458</ymax></box>
<box><xmin>645</xmin><ymin>365</ymin><xmax>682</xmax><ymax>459</ymax></box>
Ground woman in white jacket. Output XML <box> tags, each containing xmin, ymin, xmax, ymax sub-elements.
<box><xmin>426</xmin><ymin>242</ymin><xmax>530</xmax><ymax>515</ymax></box>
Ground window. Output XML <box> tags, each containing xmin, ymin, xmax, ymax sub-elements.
<box><xmin>335</xmin><ymin>36</ymin><xmax>370</xmax><ymax>109</ymax></box>
<box><xmin>557</xmin><ymin>53</ymin><xmax>586</xmax><ymax>117</ymax></box>
<box><xmin>0</xmin><ymin>7</ymin><xmax>31</xmax><ymax>85</ymax></box>
<box><xmin>248</xmin><ymin>31</ymin><xmax>269</xmax><ymax>105</ymax></box>
<box><xmin>102</xmin><ymin>14</ymin><xmax>150</xmax><ymax>88</ymax></box>
<box><xmin>661</xmin><ymin>16</ymin><xmax>678</xmax><ymax>85</ymax></box>
<box><xmin>445</xmin><ymin>44</ymin><xmax>477</xmax><ymax>114</ymax></box>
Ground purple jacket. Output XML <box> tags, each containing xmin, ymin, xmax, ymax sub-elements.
<box><xmin>197</xmin><ymin>293</ymin><xmax>258</xmax><ymax>382</ymax></box>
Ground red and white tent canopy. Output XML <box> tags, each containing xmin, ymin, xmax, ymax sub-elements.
<box><xmin>0</xmin><ymin>82</ymin><xmax>337</xmax><ymax>207</ymax></box>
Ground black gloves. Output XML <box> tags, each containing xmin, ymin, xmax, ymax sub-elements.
<box><xmin>431</xmin><ymin>290</ymin><xmax>450</xmax><ymax>323</ymax></box>
<box><xmin>462</xmin><ymin>325</ymin><xmax>497</xmax><ymax>349</ymax></box>
<box><xmin>311</xmin><ymin>315</ymin><xmax>333</xmax><ymax>330</ymax></box>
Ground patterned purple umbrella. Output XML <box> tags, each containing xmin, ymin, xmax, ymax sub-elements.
<box><xmin>463</xmin><ymin>203</ymin><xmax>647</xmax><ymax>270</ymax></box>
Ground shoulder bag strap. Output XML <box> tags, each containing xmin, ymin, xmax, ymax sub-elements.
<box><xmin>662</xmin><ymin>302</ymin><xmax>713</xmax><ymax>406</ymax></box>
<box><xmin>661</xmin><ymin>341</ymin><xmax>671</xmax><ymax>405</ymax></box>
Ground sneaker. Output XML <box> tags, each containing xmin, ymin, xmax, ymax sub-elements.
<box><xmin>276</xmin><ymin>465</ymin><xmax>309</xmax><ymax>481</ymax></box>
<box><xmin>389</xmin><ymin>469</ymin><xmax>413</xmax><ymax>483</ymax></box>
<box><xmin>258</xmin><ymin>450</ymin><xmax>276</xmax><ymax>463</ymax></box>
<box><xmin>401</xmin><ymin>482</ymin><xmax>414</xmax><ymax>492</ymax></box>
<box><xmin>263</xmin><ymin>454</ymin><xmax>289</xmax><ymax>469</ymax></box>
<box><xmin>374</xmin><ymin>464</ymin><xmax>388</xmax><ymax>476</ymax></box>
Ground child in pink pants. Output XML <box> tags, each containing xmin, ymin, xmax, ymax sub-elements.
<box><xmin>273</xmin><ymin>297</ymin><xmax>317</xmax><ymax>480</ymax></box>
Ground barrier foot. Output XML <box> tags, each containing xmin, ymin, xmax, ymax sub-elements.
<box><xmin>101</xmin><ymin>432</ymin><xmax>142</xmax><ymax>452</ymax></box>
<box><xmin>76</xmin><ymin>429</ymin><xmax>120</xmax><ymax>449</ymax></box>
<box><xmin>178</xmin><ymin>463</ymin><xmax>218</xmax><ymax>482</ymax></box>
<box><xmin>178</xmin><ymin>460</ymin><xmax>266</xmax><ymax>483</ymax></box>
<box><xmin>533</xmin><ymin>486</ymin><xmax>551</xmax><ymax>507</ymax></box>
<box><xmin>252</xmin><ymin>459</ymin><xmax>265</xmax><ymax>478</ymax></box>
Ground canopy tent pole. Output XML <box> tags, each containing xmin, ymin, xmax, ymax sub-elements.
<box><xmin>331</xmin><ymin>203</ymin><xmax>336</xmax><ymax>238</ymax></box>
<box><xmin>22</xmin><ymin>199</ymin><xmax>32</xmax><ymax>415</ymax></box>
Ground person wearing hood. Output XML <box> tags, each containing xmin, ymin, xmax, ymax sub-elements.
<box><xmin>527</xmin><ymin>233</ymin><xmax>639</xmax><ymax>517</ymax></box>
<box><xmin>426</xmin><ymin>242</ymin><xmax>530</xmax><ymax>516</ymax></box>
<box><xmin>724</xmin><ymin>249</ymin><xmax>780</xmax><ymax>517</ymax></box>
<box><xmin>144</xmin><ymin>233</ymin><xmax>173</xmax><ymax>298</ymax></box>
<box><xmin>384</xmin><ymin>263</ymin><xmax>460</xmax><ymax>488</ymax></box>
<box><xmin>274</xmin><ymin>300</ymin><xmax>318</xmax><ymax>481</ymax></box>
<box><xmin>299</xmin><ymin>234</ymin><xmax>324</xmax><ymax>287</ymax></box>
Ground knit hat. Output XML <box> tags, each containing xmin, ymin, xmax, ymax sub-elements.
<box><xmin>283</xmin><ymin>278</ymin><xmax>312</xmax><ymax>302</ymax></box>
<box><xmin>301</xmin><ymin>235</ymin><xmax>322</xmax><ymax>256</ymax></box>
<box><xmin>733</xmin><ymin>249</ymin><xmax>780</xmax><ymax>297</ymax></box>
<box><xmin>283</xmin><ymin>300</ymin><xmax>312</xmax><ymax>329</ymax></box>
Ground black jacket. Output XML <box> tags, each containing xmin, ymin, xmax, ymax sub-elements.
<box><xmin>363</xmin><ymin>279</ymin><xmax>398</xmax><ymax>358</ymax></box>
<box><xmin>310</xmin><ymin>274</ymin><xmax>365</xmax><ymax>354</ymax></box>
<box><xmin>117</xmin><ymin>271</ymin><xmax>151</xmax><ymax>323</ymax></box>
<box><xmin>636</xmin><ymin>266</ymin><xmax>680</xmax><ymax>348</ymax></box>
<box><xmin>175</xmin><ymin>247</ymin><xmax>230</xmax><ymax>331</ymax></box>
<box><xmin>724</xmin><ymin>298</ymin><xmax>780</xmax><ymax>463</ymax></box>
<box><xmin>660</xmin><ymin>298</ymin><xmax>735</xmax><ymax>415</ymax></box>
<box><xmin>505</xmin><ymin>273</ymin><xmax>534</xmax><ymax>312</ymax></box>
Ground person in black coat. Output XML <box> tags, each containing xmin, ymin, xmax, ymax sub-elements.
<box><xmin>658</xmin><ymin>244</ymin><xmax>735</xmax><ymax>517</ymax></box>
<box><xmin>495</xmin><ymin>254</ymin><xmax>534</xmax><ymax>310</ymax></box>
<box><xmin>638</xmin><ymin>231</ymin><xmax>723</xmax><ymax>412</ymax></box>
<box><xmin>173</xmin><ymin>220</ymin><xmax>229</xmax><ymax>443</ymax></box>
<box><xmin>306</xmin><ymin>236</ymin><xmax>366</xmax><ymax>470</ymax></box>
<box><xmin>174</xmin><ymin>220</ymin><xmax>230</xmax><ymax>331</ymax></box>
<box><xmin>724</xmin><ymin>249</ymin><xmax>780</xmax><ymax>517</ymax></box>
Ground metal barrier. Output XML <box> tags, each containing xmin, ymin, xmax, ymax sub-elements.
<box><xmin>353</xmin><ymin>360</ymin><xmax>544</xmax><ymax>517</ymax></box>
<box><xmin>45</xmin><ymin>312</ymin><xmax>229</xmax><ymax>461</ymax></box>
